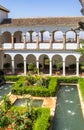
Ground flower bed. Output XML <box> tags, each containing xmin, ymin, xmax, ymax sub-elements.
<box><xmin>0</xmin><ymin>107</ymin><xmax>50</xmax><ymax>130</ymax></box>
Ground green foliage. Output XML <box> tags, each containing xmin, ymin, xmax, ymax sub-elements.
<box><xmin>26</xmin><ymin>74</ymin><xmax>36</xmax><ymax>85</ymax></box>
<box><xmin>33</xmin><ymin>108</ymin><xmax>50</xmax><ymax>130</ymax></box>
<box><xmin>11</xmin><ymin>77</ymin><xmax>57</xmax><ymax>97</ymax></box>
<box><xmin>4</xmin><ymin>63</ymin><xmax>10</xmax><ymax>68</ymax></box>
<box><xmin>80</xmin><ymin>62</ymin><xmax>84</xmax><ymax>71</ymax></box>
<box><xmin>34</xmin><ymin>67</ymin><xmax>38</xmax><ymax>74</ymax></box>
<box><xmin>78</xmin><ymin>78</ymin><xmax>84</xmax><ymax>101</ymax></box>
<box><xmin>48</xmin><ymin>77</ymin><xmax>58</xmax><ymax>96</ymax></box>
<box><xmin>17</xmin><ymin>63</ymin><xmax>24</xmax><ymax>68</ymax></box>
<box><xmin>3</xmin><ymin>95</ymin><xmax>11</xmax><ymax>110</ymax></box>
<box><xmin>5</xmin><ymin>75</ymin><xmax>21</xmax><ymax>82</ymax></box>
<box><xmin>28</xmin><ymin>63</ymin><xmax>35</xmax><ymax>70</ymax></box>
<box><xmin>54</xmin><ymin>60</ymin><xmax>62</xmax><ymax>70</ymax></box>
<box><xmin>0</xmin><ymin>116</ymin><xmax>9</xmax><ymax>128</ymax></box>
<box><xmin>77</xmin><ymin>41</ymin><xmax>84</xmax><ymax>55</ymax></box>
<box><xmin>57</xmin><ymin>76</ymin><xmax>79</xmax><ymax>83</ymax></box>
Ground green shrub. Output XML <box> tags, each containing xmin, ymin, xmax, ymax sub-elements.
<box><xmin>3</xmin><ymin>95</ymin><xmax>11</xmax><ymax>110</ymax></box>
<box><xmin>48</xmin><ymin>77</ymin><xmax>58</xmax><ymax>96</ymax></box>
<box><xmin>58</xmin><ymin>77</ymin><xmax>79</xmax><ymax>83</ymax></box>
<box><xmin>11</xmin><ymin>77</ymin><xmax>57</xmax><ymax>97</ymax></box>
<box><xmin>5</xmin><ymin>76</ymin><xmax>21</xmax><ymax>82</ymax></box>
<box><xmin>33</xmin><ymin>108</ymin><xmax>50</xmax><ymax>130</ymax></box>
<box><xmin>78</xmin><ymin>78</ymin><xmax>84</xmax><ymax>101</ymax></box>
<box><xmin>4</xmin><ymin>63</ymin><xmax>10</xmax><ymax>68</ymax></box>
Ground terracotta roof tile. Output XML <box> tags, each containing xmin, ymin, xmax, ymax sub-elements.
<box><xmin>0</xmin><ymin>16</ymin><xmax>84</xmax><ymax>27</ymax></box>
<box><xmin>0</xmin><ymin>5</ymin><xmax>10</xmax><ymax>12</ymax></box>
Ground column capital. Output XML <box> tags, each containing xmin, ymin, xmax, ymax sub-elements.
<box><xmin>77</xmin><ymin>33</ymin><xmax>79</xmax><ymax>36</ymax></box>
<box><xmin>36</xmin><ymin>33</ymin><xmax>39</xmax><ymax>36</ymax></box>
<box><xmin>11</xmin><ymin>33</ymin><xmax>14</xmax><ymax>36</ymax></box>
<box><xmin>63</xmin><ymin>33</ymin><xmax>66</xmax><ymax>36</ymax></box>
<box><xmin>24</xmin><ymin>33</ymin><xmax>26</xmax><ymax>36</ymax></box>
<box><xmin>49</xmin><ymin>32</ymin><xmax>52</xmax><ymax>36</ymax></box>
<box><xmin>36</xmin><ymin>60</ymin><xmax>39</xmax><ymax>62</ymax></box>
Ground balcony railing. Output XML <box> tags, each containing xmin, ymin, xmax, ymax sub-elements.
<box><xmin>2</xmin><ymin>42</ymin><xmax>80</xmax><ymax>50</ymax></box>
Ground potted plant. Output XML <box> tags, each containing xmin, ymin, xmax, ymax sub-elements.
<box><xmin>28</xmin><ymin>63</ymin><xmax>34</xmax><ymax>73</ymax></box>
<box><xmin>4</xmin><ymin>63</ymin><xmax>10</xmax><ymax>69</ymax></box>
<box><xmin>17</xmin><ymin>63</ymin><xmax>24</xmax><ymax>69</ymax></box>
<box><xmin>55</xmin><ymin>61</ymin><xmax>62</xmax><ymax>75</ymax></box>
<box><xmin>80</xmin><ymin>62</ymin><xmax>84</xmax><ymax>76</ymax></box>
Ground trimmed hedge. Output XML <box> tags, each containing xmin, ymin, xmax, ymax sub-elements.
<box><xmin>11</xmin><ymin>77</ymin><xmax>57</xmax><ymax>97</ymax></box>
<box><xmin>48</xmin><ymin>77</ymin><xmax>58</xmax><ymax>96</ymax></box>
<box><xmin>5</xmin><ymin>76</ymin><xmax>22</xmax><ymax>82</ymax></box>
<box><xmin>58</xmin><ymin>76</ymin><xmax>79</xmax><ymax>83</ymax></box>
<box><xmin>33</xmin><ymin>108</ymin><xmax>50</xmax><ymax>130</ymax></box>
<box><xmin>78</xmin><ymin>78</ymin><xmax>84</xmax><ymax>101</ymax></box>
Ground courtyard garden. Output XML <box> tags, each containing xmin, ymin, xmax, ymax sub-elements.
<box><xmin>0</xmin><ymin>74</ymin><xmax>84</xmax><ymax>130</ymax></box>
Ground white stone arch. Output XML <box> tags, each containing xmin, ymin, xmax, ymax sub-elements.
<box><xmin>14</xmin><ymin>31</ymin><xmax>22</xmax><ymax>43</ymax></box>
<box><xmin>26</xmin><ymin>32</ymin><xmax>30</xmax><ymax>42</ymax></box>
<box><xmin>52</xmin><ymin>54</ymin><xmax>63</xmax><ymax>74</ymax></box>
<box><xmin>43</xmin><ymin>31</ymin><xmax>50</xmax><ymax>42</ymax></box>
<box><xmin>66</xmin><ymin>30</ymin><xmax>76</xmax><ymax>43</ymax></box>
<box><xmin>26</xmin><ymin>54</ymin><xmax>36</xmax><ymax>66</ymax></box>
<box><xmin>3</xmin><ymin>54</ymin><xmax>12</xmax><ymax>74</ymax></box>
<box><xmin>79</xmin><ymin>55</ymin><xmax>84</xmax><ymax>73</ymax></box>
<box><xmin>65</xmin><ymin>55</ymin><xmax>76</xmax><ymax>75</ymax></box>
<box><xmin>1</xmin><ymin>31</ymin><xmax>11</xmax><ymax>43</ymax></box>
<box><xmin>14</xmin><ymin>54</ymin><xmax>24</xmax><ymax>70</ymax></box>
<box><xmin>54</xmin><ymin>31</ymin><xmax>63</xmax><ymax>42</ymax></box>
<box><xmin>32</xmin><ymin>32</ymin><xmax>37</xmax><ymax>42</ymax></box>
<box><xmin>3</xmin><ymin>54</ymin><xmax>12</xmax><ymax>68</ymax></box>
<box><xmin>39</xmin><ymin>54</ymin><xmax>50</xmax><ymax>74</ymax></box>
<box><xmin>79</xmin><ymin>30</ymin><xmax>84</xmax><ymax>42</ymax></box>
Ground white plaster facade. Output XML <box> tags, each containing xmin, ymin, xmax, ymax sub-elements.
<box><xmin>0</xmin><ymin>6</ymin><xmax>84</xmax><ymax>76</ymax></box>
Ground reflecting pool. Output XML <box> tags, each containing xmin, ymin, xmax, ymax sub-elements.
<box><xmin>53</xmin><ymin>85</ymin><xmax>84</xmax><ymax>130</ymax></box>
<box><xmin>0</xmin><ymin>83</ymin><xmax>12</xmax><ymax>101</ymax></box>
<box><xmin>13</xmin><ymin>98</ymin><xmax>43</xmax><ymax>107</ymax></box>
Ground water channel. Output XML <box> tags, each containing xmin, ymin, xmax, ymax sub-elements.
<box><xmin>0</xmin><ymin>83</ymin><xmax>12</xmax><ymax>101</ymax></box>
<box><xmin>53</xmin><ymin>85</ymin><xmax>84</xmax><ymax>130</ymax></box>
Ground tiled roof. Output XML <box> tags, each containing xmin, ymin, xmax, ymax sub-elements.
<box><xmin>0</xmin><ymin>5</ymin><xmax>10</xmax><ymax>12</ymax></box>
<box><xmin>0</xmin><ymin>16</ymin><xmax>84</xmax><ymax>27</ymax></box>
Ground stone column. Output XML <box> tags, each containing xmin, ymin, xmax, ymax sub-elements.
<box><xmin>1</xmin><ymin>52</ymin><xmax>4</xmax><ymax>70</ymax></box>
<box><xmin>76</xmin><ymin>60</ymin><xmax>79</xmax><ymax>76</ymax></box>
<box><xmin>63</xmin><ymin>60</ymin><xmax>65</xmax><ymax>76</ymax></box>
<box><xmin>24</xmin><ymin>60</ymin><xmax>26</xmax><ymax>76</ymax></box>
<box><xmin>49</xmin><ymin>60</ymin><xmax>52</xmax><ymax>76</ymax></box>
<box><xmin>11</xmin><ymin>33</ymin><xmax>14</xmax><ymax>49</ymax></box>
<box><xmin>77</xmin><ymin>33</ymin><xmax>80</xmax><ymax>49</ymax></box>
<box><xmin>12</xmin><ymin>59</ymin><xmax>15</xmax><ymax>75</ymax></box>
<box><xmin>36</xmin><ymin>60</ymin><xmax>39</xmax><ymax>75</ymax></box>
<box><xmin>41</xmin><ymin>32</ymin><xmax>43</xmax><ymax>42</ymax></box>
<box><xmin>63</xmin><ymin>33</ymin><xmax>66</xmax><ymax>50</ymax></box>
<box><xmin>49</xmin><ymin>33</ymin><xmax>52</xmax><ymax>49</ymax></box>
<box><xmin>24</xmin><ymin>33</ymin><xmax>26</xmax><ymax>49</ymax></box>
<box><xmin>52</xmin><ymin>32</ymin><xmax>54</xmax><ymax>42</ymax></box>
<box><xmin>36</xmin><ymin>33</ymin><xmax>39</xmax><ymax>49</ymax></box>
<box><xmin>30</xmin><ymin>32</ymin><xmax>33</xmax><ymax>43</ymax></box>
<box><xmin>0</xmin><ymin>35</ymin><xmax>2</xmax><ymax>49</ymax></box>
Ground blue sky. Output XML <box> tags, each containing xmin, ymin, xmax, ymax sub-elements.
<box><xmin>0</xmin><ymin>0</ymin><xmax>82</xmax><ymax>18</ymax></box>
